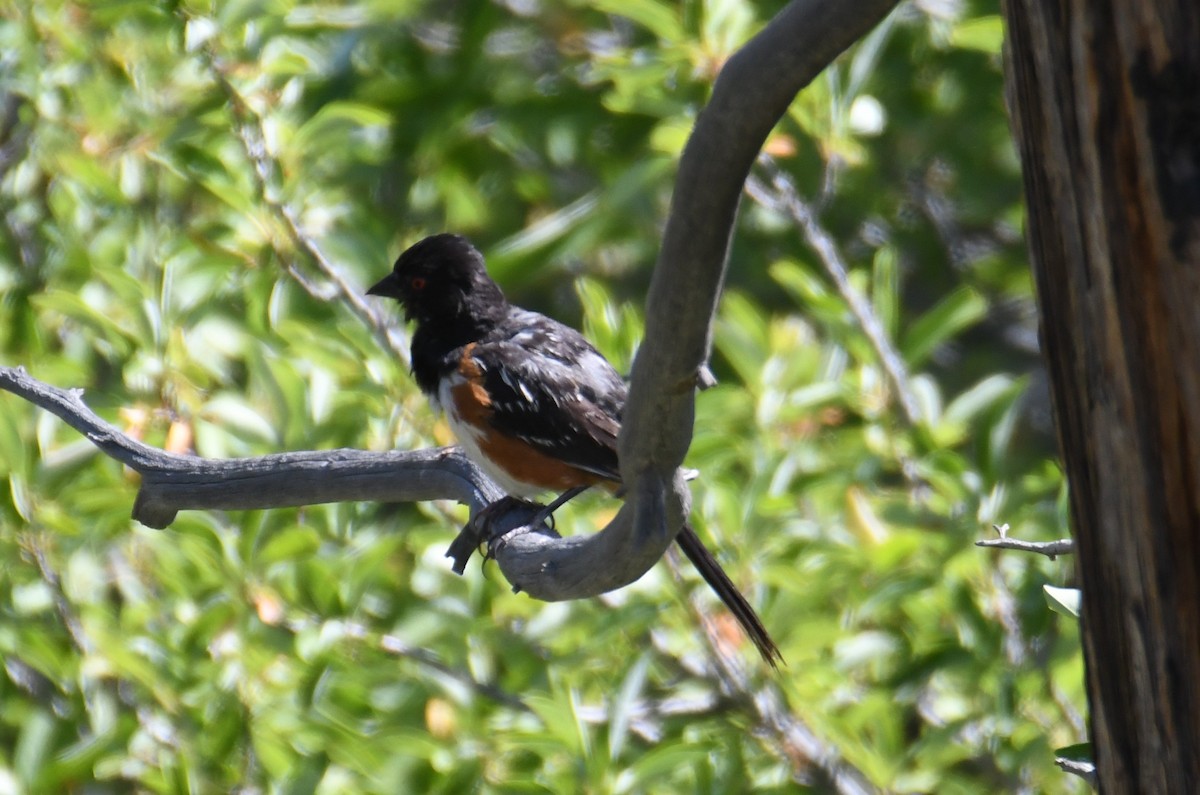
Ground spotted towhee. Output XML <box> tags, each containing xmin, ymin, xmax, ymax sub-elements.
<box><xmin>368</xmin><ymin>233</ymin><xmax>781</xmax><ymax>666</ymax></box>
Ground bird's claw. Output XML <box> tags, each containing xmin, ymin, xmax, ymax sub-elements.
<box><xmin>472</xmin><ymin>496</ymin><xmax>551</xmax><ymax>562</ymax></box>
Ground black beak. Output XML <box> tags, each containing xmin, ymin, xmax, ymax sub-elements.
<box><xmin>366</xmin><ymin>272</ymin><xmax>402</xmax><ymax>299</ymax></box>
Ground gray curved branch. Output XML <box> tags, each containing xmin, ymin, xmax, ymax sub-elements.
<box><xmin>491</xmin><ymin>0</ymin><xmax>902</xmax><ymax>597</ymax></box>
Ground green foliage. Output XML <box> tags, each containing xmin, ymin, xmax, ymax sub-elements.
<box><xmin>0</xmin><ymin>0</ymin><xmax>1084</xmax><ymax>792</ymax></box>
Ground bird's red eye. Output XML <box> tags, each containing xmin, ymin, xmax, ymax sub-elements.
<box><xmin>410</xmin><ymin>276</ymin><xmax>427</xmax><ymax>290</ymax></box>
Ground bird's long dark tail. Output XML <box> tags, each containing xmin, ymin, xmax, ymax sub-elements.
<box><xmin>675</xmin><ymin>523</ymin><xmax>783</xmax><ymax>668</ymax></box>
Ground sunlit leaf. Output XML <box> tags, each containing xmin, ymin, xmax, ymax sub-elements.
<box><xmin>258</xmin><ymin>526</ymin><xmax>322</xmax><ymax>565</ymax></box>
<box><xmin>901</xmin><ymin>287</ymin><xmax>989</xmax><ymax>368</ymax></box>
<box><xmin>607</xmin><ymin>652</ymin><xmax>651</xmax><ymax>760</ymax></box>
<box><xmin>1044</xmin><ymin>585</ymin><xmax>1082</xmax><ymax>619</ymax></box>
<box><xmin>586</xmin><ymin>0</ymin><xmax>682</xmax><ymax>41</ymax></box>
<box><xmin>951</xmin><ymin>16</ymin><xmax>1005</xmax><ymax>54</ymax></box>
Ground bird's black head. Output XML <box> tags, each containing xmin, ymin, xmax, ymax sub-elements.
<box><xmin>367</xmin><ymin>234</ymin><xmax>507</xmax><ymax>327</ymax></box>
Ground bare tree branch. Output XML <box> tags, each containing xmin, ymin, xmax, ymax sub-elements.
<box><xmin>29</xmin><ymin>535</ymin><xmax>95</xmax><ymax>657</ymax></box>
<box><xmin>490</xmin><ymin>0</ymin><xmax>903</xmax><ymax>599</ymax></box>
<box><xmin>681</xmin><ymin>615</ymin><xmax>878</xmax><ymax>795</ymax></box>
<box><xmin>0</xmin><ymin>366</ymin><xmax>501</xmax><ymax>532</ymax></box>
<box><xmin>975</xmin><ymin>536</ymin><xmax>1075</xmax><ymax>559</ymax></box>
<box><xmin>198</xmin><ymin>46</ymin><xmax>410</xmax><ymax>366</ymax></box>
<box><xmin>746</xmin><ymin>163</ymin><xmax>923</xmax><ymax>425</ymax></box>
<box><xmin>575</xmin><ymin>692</ymin><xmax>727</xmax><ymax>744</ymax></box>
<box><xmin>974</xmin><ymin>523</ymin><xmax>1074</xmax><ymax>559</ymax></box>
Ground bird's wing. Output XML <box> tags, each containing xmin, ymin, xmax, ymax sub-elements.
<box><xmin>466</xmin><ymin>311</ymin><xmax>627</xmax><ymax>483</ymax></box>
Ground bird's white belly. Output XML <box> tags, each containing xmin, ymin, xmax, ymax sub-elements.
<box><xmin>438</xmin><ymin>377</ymin><xmax>543</xmax><ymax>499</ymax></box>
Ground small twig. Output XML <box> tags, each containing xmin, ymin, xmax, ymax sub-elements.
<box><xmin>907</xmin><ymin>171</ymin><xmax>1005</xmax><ymax>273</ymax></box>
<box><xmin>283</xmin><ymin>263</ymin><xmax>339</xmax><ymax>302</ymax></box>
<box><xmin>0</xmin><ymin>92</ymin><xmax>30</xmax><ymax>180</ymax></box>
<box><xmin>703</xmin><ymin>626</ymin><xmax>876</xmax><ymax>794</ymax></box>
<box><xmin>575</xmin><ymin>692</ymin><xmax>723</xmax><ymax>744</ymax></box>
<box><xmin>1054</xmin><ymin>682</ymin><xmax>1088</xmax><ymax>738</ymax></box>
<box><xmin>989</xmin><ymin>568</ymin><xmax>1030</xmax><ymax>665</ymax></box>
<box><xmin>196</xmin><ymin>47</ymin><xmax>409</xmax><ymax>366</ymax></box>
<box><xmin>976</xmin><ymin>537</ymin><xmax>1074</xmax><ymax>560</ymax></box>
<box><xmin>746</xmin><ymin>163</ymin><xmax>923</xmax><ymax>426</ymax></box>
<box><xmin>29</xmin><ymin>537</ymin><xmax>94</xmax><ymax>656</ymax></box>
<box><xmin>29</xmin><ymin>536</ymin><xmax>187</xmax><ymax>747</ymax></box>
<box><xmin>817</xmin><ymin>153</ymin><xmax>844</xmax><ymax>210</ymax></box>
<box><xmin>3</xmin><ymin>656</ymin><xmax>64</xmax><ymax>707</ymax></box>
<box><xmin>655</xmin><ymin>552</ymin><xmax>875</xmax><ymax>794</ymax></box>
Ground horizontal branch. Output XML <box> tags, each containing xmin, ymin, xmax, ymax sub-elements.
<box><xmin>0</xmin><ymin>366</ymin><xmax>686</xmax><ymax>596</ymax></box>
<box><xmin>0</xmin><ymin>365</ymin><xmax>502</xmax><ymax>547</ymax></box>
<box><xmin>976</xmin><ymin>535</ymin><xmax>1074</xmax><ymax>560</ymax></box>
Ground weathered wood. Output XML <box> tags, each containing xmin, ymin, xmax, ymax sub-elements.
<box><xmin>0</xmin><ymin>366</ymin><xmax>501</xmax><ymax>527</ymax></box>
<box><xmin>1002</xmin><ymin>0</ymin><xmax>1200</xmax><ymax>789</ymax></box>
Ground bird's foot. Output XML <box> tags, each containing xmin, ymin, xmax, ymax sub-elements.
<box><xmin>473</xmin><ymin>496</ymin><xmax>553</xmax><ymax>561</ymax></box>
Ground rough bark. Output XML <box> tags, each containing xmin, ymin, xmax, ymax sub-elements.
<box><xmin>0</xmin><ymin>367</ymin><xmax>502</xmax><ymax>530</ymax></box>
<box><xmin>1002</xmin><ymin>0</ymin><xmax>1200</xmax><ymax>790</ymax></box>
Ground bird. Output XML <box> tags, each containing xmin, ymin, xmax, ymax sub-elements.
<box><xmin>367</xmin><ymin>233</ymin><xmax>782</xmax><ymax>667</ymax></box>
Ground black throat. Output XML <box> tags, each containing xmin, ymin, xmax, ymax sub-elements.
<box><xmin>409</xmin><ymin>308</ymin><xmax>505</xmax><ymax>397</ymax></box>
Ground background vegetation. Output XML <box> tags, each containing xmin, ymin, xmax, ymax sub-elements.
<box><xmin>0</xmin><ymin>0</ymin><xmax>1084</xmax><ymax>791</ymax></box>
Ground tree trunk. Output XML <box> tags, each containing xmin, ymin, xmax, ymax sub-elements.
<box><xmin>1001</xmin><ymin>1</ymin><xmax>1200</xmax><ymax>791</ymax></box>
